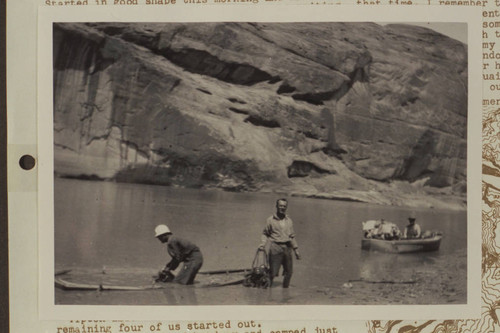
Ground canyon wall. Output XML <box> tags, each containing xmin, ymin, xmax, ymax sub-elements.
<box><xmin>53</xmin><ymin>22</ymin><xmax>467</xmax><ymax>205</ymax></box>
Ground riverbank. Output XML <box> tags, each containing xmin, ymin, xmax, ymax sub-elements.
<box><xmin>273</xmin><ymin>172</ymin><xmax>466</xmax><ymax>211</ymax></box>
<box><xmin>289</xmin><ymin>180</ymin><xmax>467</xmax><ymax>211</ymax></box>
<box><xmin>56</xmin><ymin>174</ymin><xmax>467</xmax><ymax>211</ymax></box>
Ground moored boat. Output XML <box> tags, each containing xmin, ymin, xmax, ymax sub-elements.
<box><xmin>361</xmin><ymin>235</ymin><xmax>442</xmax><ymax>253</ymax></box>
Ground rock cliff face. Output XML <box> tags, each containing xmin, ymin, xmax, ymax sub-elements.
<box><xmin>53</xmin><ymin>22</ymin><xmax>467</xmax><ymax>207</ymax></box>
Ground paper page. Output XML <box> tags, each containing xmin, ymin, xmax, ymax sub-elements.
<box><xmin>7</xmin><ymin>0</ymin><xmax>493</xmax><ymax>332</ymax></box>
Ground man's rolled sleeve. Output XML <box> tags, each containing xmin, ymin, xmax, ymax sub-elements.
<box><xmin>259</xmin><ymin>224</ymin><xmax>271</xmax><ymax>248</ymax></box>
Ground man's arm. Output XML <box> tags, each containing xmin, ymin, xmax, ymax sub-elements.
<box><xmin>155</xmin><ymin>239</ymin><xmax>182</xmax><ymax>282</ymax></box>
<box><xmin>156</xmin><ymin>264</ymin><xmax>176</xmax><ymax>282</ymax></box>
<box><xmin>165</xmin><ymin>258</ymin><xmax>180</xmax><ymax>271</ymax></box>
<box><xmin>259</xmin><ymin>233</ymin><xmax>268</xmax><ymax>250</ymax></box>
<box><xmin>415</xmin><ymin>224</ymin><xmax>422</xmax><ymax>238</ymax></box>
<box><xmin>290</xmin><ymin>220</ymin><xmax>301</xmax><ymax>260</ymax></box>
<box><xmin>165</xmin><ymin>239</ymin><xmax>183</xmax><ymax>270</ymax></box>
<box><xmin>259</xmin><ymin>220</ymin><xmax>271</xmax><ymax>250</ymax></box>
<box><xmin>155</xmin><ymin>250</ymin><xmax>179</xmax><ymax>282</ymax></box>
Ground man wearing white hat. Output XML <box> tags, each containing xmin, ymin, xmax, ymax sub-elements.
<box><xmin>154</xmin><ymin>224</ymin><xmax>203</xmax><ymax>285</ymax></box>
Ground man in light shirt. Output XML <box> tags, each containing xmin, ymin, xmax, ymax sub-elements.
<box><xmin>259</xmin><ymin>198</ymin><xmax>301</xmax><ymax>288</ymax></box>
<box><xmin>403</xmin><ymin>213</ymin><xmax>422</xmax><ymax>239</ymax></box>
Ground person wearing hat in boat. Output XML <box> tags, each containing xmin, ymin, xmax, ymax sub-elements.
<box><xmin>259</xmin><ymin>198</ymin><xmax>301</xmax><ymax>288</ymax></box>
<box><xmin>154</xmin><ymin>224</ymin><xmax>203</xmax><ymax>285</ymax></box>
<box><xmin>403</xmin><ymin>212</ymin><xmax>421</xmax><ymax>239</ymax></box>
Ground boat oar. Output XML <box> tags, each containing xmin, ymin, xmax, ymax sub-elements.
<box><xmin>200</xmin><ymin>278</ymin><xmax>246</xmax><ymax>288</ymax></box>
<box><xmin>199</xmin><ymin>268</ymin><xmax>251</xmax><ymax>275</ymax></box>
<box><xmin>348</xmin><ymin>278</ymin><xmax>417</xmax><ymax>284</ymax></box>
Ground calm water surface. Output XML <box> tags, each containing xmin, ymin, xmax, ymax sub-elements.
<box><xmin>55</xmin><ymin>178</ymin><xmax>467</xmax><ymax>305</ymax></box>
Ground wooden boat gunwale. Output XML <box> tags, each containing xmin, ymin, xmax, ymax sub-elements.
<box><xmin>361</xmin><ymin>235</ymin><xmax>442</xmax><ymax>253</ymax></box>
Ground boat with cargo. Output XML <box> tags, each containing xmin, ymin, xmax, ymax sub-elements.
<box><xmin>361</xmin><ymin>235</ymin><xmax>442</xmax><ymax>253</ymax></box>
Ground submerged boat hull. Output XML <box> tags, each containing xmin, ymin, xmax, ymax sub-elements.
<box><xmin>54</xmin><ymin>269</ymin><xmax>248</xmax><ymax>291</ymax></box>
<box><xmin>361</xmin><ymin>236</ymin><xmax>442</xmax><ymax>253</ymax></box>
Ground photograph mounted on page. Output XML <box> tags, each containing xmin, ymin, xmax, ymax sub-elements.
<box><xmin>50</xmin><ymin>21</ymin><xmax>469</xmax><ymax>307</ymax></box>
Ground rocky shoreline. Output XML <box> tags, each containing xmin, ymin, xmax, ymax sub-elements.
<box><xmin>57</xmin><ymin>173</ymin><xmax>466</xmax><ymax>211</ymax></box>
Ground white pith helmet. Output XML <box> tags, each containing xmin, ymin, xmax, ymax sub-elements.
<box><xmin>155</xmin><ymin>224</ymin><xmax>172</xmax><ymax>237</ymax></box>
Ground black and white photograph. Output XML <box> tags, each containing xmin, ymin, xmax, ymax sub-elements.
<box><xmin>52</xmin><ymin>21</ymin><xmax>469</xmax><ymax>306</ymax></box>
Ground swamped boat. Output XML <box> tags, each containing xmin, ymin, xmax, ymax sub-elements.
<box><xmin>361</xmin><ymin>235</ymin><xmax>442</xmax><ymax>253</ymax></box>
<box><xmin>54</xmin><ymin>268</ymin><xmax>249</xmax><ymax>291</ymax></box>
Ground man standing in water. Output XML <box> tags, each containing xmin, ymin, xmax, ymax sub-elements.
<box><xmin>403</xmin><ymin>213</ymin><xmax>422</xmax><ymax>239</ymax></box>
<box><xmin>154</xmin><ymin>224</ymin><xmax>203</xmax><ymax>285</ymax></box>
<box><xmin>259</xmin><ymin>198</ymin><xmax>301</xmax><ymax>288</ymax></box>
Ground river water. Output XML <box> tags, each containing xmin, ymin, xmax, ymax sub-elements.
<box><xmin>54</xmin><ymin>178</ymin><xmax>467</xmax><ymax>305</ymax></box>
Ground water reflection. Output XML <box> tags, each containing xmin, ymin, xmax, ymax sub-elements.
<box><xmin>240</xmin><ymin>284</ymin><xmax>294</xmax><ymax>305</ymax></box>
<box><xmin>359</xmin><ymin>251</ymin><xmax>439</xmax><ymax>282</ymax></box>
<box><xmin>159</xmin><ymin>285</ymin><xmax>198</xmax><ymax>305</ymax></box>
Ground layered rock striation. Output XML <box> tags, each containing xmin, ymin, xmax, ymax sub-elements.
<box><xmin>53</xmin><ymin>22</ymin><xmax>467</xmax><ymax>207</ymax></box>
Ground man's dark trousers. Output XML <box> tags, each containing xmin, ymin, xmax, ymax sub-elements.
<box><xmin>268</xmin><ymin>242</ymin><xmax>293</xmax><ymax>288</ymax></box>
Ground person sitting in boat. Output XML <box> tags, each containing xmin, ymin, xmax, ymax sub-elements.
<box><xmin>403</xmin><ymin>213</ymin><xmax>422</xmax><ymax>239</ymax></box>
<box><xmin>362</xmin><ymin>220</ymin><xmax>381</xmax><ymax>238</ymax></box>
<box><xmin>376</xmin><ymin>219</ymin><xmax>401</xmax><ymax>240</ymax></box>
<box><xmin>154</xmin><ymin>224</ymin><xmax>203</xmax><ymax>285</ymax></box>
